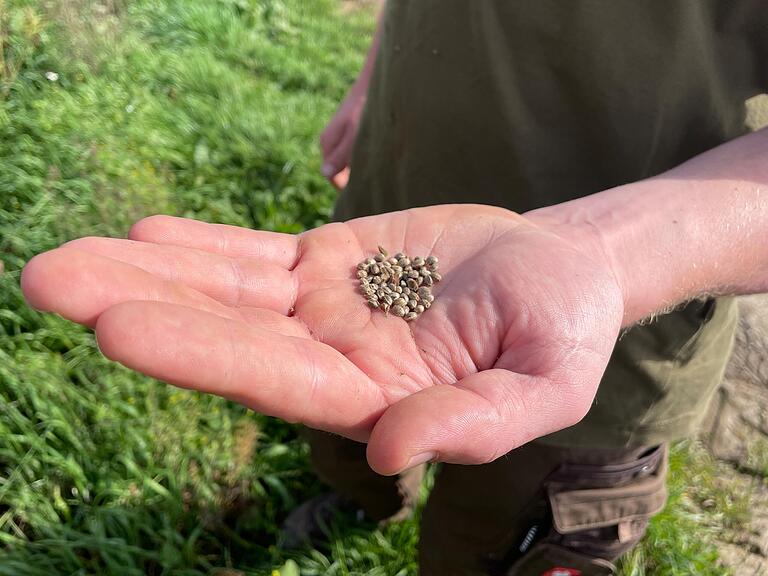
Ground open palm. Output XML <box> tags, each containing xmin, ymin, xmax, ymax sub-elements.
<box><xmin>22</xmin><ymin>205</ymin><xmax>624</xmax><ymax>474</ymax></box>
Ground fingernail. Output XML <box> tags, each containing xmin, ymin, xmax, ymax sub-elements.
<box><xmin>401</xmin><ymin>451</ymin><xmax>437</xmax><ymax>472</ymax></box>
<box><xmin>321</xmin><ymin>163</ymin><xmax>335</xmax><ymax>177</ymax></box>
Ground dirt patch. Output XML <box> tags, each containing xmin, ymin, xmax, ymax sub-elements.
<box><xmin>701</xmin><ymin>295</ymin><xmax>768</xmax><ymax>574</ymax></box>
<box><xmin>709</xmin><ymin>465</ymin><xmax>768</xmax><ymax>575</ymax></box>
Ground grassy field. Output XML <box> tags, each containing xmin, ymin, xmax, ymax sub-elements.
<box><xmin>0</xmin><ymin>1</ymin><xmax>742</xmax><ymax>574</ymax></box>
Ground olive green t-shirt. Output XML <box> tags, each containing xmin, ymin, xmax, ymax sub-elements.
<box><xmin>335</xmin><ymin>1</ymin><xmax>768</xmax><ymax>448</ymax></box>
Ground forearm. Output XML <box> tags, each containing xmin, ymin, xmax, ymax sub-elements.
<box><xmin>351</xmin><ymin>1</ymin><xmax>385</xmax><ymax>94</ymax></box>
<box><xmin>531</xmin><ymin>127</ymin><xmax>768</xmax><ymax>326</ymax></box>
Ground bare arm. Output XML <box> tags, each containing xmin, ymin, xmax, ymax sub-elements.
<box><xmin>22</xmin><ymin>126</ymin><xmax>768</xmax><ymax>475</ymax></box>
<box><xmin>319</xmin><ymin>2</ymin><xmax>385</xmax><ymax>188</ymax></box>
<box><xmin>352</xmin><ymin>2</ymin><xmax>384</xmax><ymax>98</ymax></box>
<box><xmin>530</xmin><ymin>126</ymin><xmax>768</xmax><ymax>326</ymax></box>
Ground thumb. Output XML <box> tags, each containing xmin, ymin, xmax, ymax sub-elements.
<box><xmin>331</xmin><ymin>167</ymin><xmax>351</xmax><ymax>191</ymax></box>
<box><xmin>365</xmin><ymin>369</ymin><xmax>590</xmax><ymax>476</ymax></box>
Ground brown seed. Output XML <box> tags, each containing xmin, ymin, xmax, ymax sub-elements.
<box><xmin>358</xmin><ymin>249</ymin><xmax>440</xmax><ymax>318</ymax></box>
<box><xmin>431</xmin><ymin>271</ymin><xmax>442</xmax><ymax>282</ymax></box>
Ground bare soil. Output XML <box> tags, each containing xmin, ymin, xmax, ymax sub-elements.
<box><xmin>702</xmin><ymin>295</ymin><xmax>768</xmax><ymax>575</ymax></box>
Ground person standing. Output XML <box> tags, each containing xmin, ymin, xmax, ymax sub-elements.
<box><xmin>21</xmin><ymin>2</ymin><xmax>768</xmax><ymax>575</ymax></box>
<box><xmin>312</xmin><ymin>2</ymin><xmax>767</xmax><ymax>573</ymax></box>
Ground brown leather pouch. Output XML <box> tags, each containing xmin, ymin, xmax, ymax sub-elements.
<box><xmin>547</xmin><ymin>445</ymin><xmax>668</xmax><ymax>560</ymax></box>
<box><xmin>507</xmin><ymin>446</ymin><xmax>668</xmax><ymax>574</ymax></box>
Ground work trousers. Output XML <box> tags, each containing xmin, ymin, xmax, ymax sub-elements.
<box><xmin>306</xmin><ymin>430</ymin><xmax>668</xmax><ymax>576</ymax></box>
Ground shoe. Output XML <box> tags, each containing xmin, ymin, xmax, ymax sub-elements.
<box><xmin>280</xmin><ymin>492</ymin><xmax>365</xmax><ymax>549</ymax></box>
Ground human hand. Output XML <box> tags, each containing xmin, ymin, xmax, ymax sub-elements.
<box><xmin>320</xmin><ymin>82</ymin><xmax>367</xmax><ymax>190</ymax></box>
<box><xmin>21</xmin><ymin>205</ymin><xmax>625</xmax><ymax>475</ymax></box>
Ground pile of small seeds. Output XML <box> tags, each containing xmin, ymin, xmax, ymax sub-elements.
<box><xmin>356</xmin><ymin>246</ymin><xmax>441</xmax><ymax>321</ymax></box>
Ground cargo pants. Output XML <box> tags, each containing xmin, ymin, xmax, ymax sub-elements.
<box><xmin>306</xmin><ymin>430</ymin><xmax>668</xmax><ymax>576</ymax></box>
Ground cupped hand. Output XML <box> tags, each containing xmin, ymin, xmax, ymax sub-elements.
<box><xmin>21</xmin><ymin>205</ymin><xmax>624</xmax><ymax>474</ymax></box>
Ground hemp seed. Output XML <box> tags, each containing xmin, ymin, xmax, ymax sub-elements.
<box><xmin>356</xmin><ymin>247</ymin><xmax>441</xmax><ymax>321</ymax></box>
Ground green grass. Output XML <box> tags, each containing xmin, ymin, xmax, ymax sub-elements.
<box><xmin>0</xmin><ymin>1</ymin><xmax>740</xmax><ymax>573</ymax></box>
<box><xmin>618</xmin><ymin>442</ymin><xmax>738</xmax><ymax>576</ymax></box>
<box><xmin>1</xmin><ymin>1</ymin><xmax>378</xmax><ymax>573</ymax></box>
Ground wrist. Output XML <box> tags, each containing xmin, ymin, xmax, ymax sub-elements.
<box><xmin>523</xmin><ymin>200</ymin><xmax>630</xmax><ymax>325</ymax></box>
<box><xmin>527</xmin><ymin>179</ymin><xmax>697</xmax><ymax>327</ymax></box>
<box><xmin>531</xmin><ymin>176</ymin><xmax>768</xmax><ymax>327</ymax></box>
<box><xmin>529</xmin><ymin>128</ymin><xmax>768</xmax><ymax>327</ymax></box>
<box><xmin>576</xmin><ymin>181</ymin><xmax>689</xmax><ymax>326</ymax></box>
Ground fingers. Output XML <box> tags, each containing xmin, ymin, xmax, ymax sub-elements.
<box><xmin>95</xmin><ymin>301</ymin><xmax>387</xmax><ymax>440</ymax></box>
<box><xmin>21</xmin><ymin>248</ymin><xmax>299</xmax><ymax>334</ymax></box>
<box><xmin>365</xmin><ymin>369</ymin><xmax>591</xmax><ymax>476</ymax></box>
<box><xmin>61</xmin><ymin>237</ymin><xmax>296</xmax><ymax>313</ymax></box>
<box><xmin>320</xmin><ymin>117</ymin><xmax>346</xmax><ymax>162</ymax></box>
<box><xmin>331</xmin><ymin>167</ymin><xmax>351</xmax><ymax>191</ymax></box>
<box><xmin>321</xmin><ymin>121</ymin><xmax>355</xmax><ymax>180</ymax></box>
<box><xmin>128</xmin><ymin>215</ymin><xmax>299</xmax><ymax>268</ymax></box>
